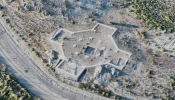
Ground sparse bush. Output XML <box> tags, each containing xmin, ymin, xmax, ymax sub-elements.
<box><xmin>155</xmin><ymin>32</ymin><xmax>161</xmax><ymax>36</ymax></box>
<box><xmin>6</xmin><ymin>19</ymin><xmax>10</xmax><ymax>23</ymax></box>
<box><xmin>24</xmin><ymin>69</ymin><xmax>28</xmax><ymax>73</ymax></box>
<box><xmin>136</xmin><ymin>31</ymin><xmax>147</xmax><ymax>39</ymax></box>
<box><xmin>31</xmin><ymin>48</ymin><xmax>35</xmax><ymax>51</ymax></box>
<box><xmin>42</xmin><ymin>59</ymin><xmax>48</xmax><ymax>63</ymax></box>
<box><xmin>0</xmin><ymin>5</ymin><xmax>4</xmax><ymax>10</ymax></box>
<box><xmin>19</xmin><ymin>34</ymin><xmax>23</xmax><ymax>37</ymax></box>
<box><xmin>35</xmin><ymin>51</ymin><xmax>41</xmax><ymax>58</ymax></box>
<box><xmin>22</xmin><ymin>37</ymin><xmax>25</xmax><ymax>40</ymax></box>
<box><xmin>160</xmin><ymin>48</ymin><xmax>165</xmax><ymax>52</ymax></box>
<box><xmin>78</xmin><ymin>83</ymin><xmax>88</xmax><ymax>89</ymax></box>
<box><xmin>28</xmin><ymin>33</ymin><xmax>34</xmax><ymax>36</ymax></box>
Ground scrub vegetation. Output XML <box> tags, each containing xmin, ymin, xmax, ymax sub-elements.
<box><xmin>78</xmin><ymin>83</ymin><xmax>127</xmax><ymax>99</ymax></box>
<box><xmin>128</xmin><ymin>0</ymin><xmax>175</xmax><ymax>32</ymax></box>
<box><xmin>0</xmin><ymin>64</ymin><xmax>40</xmax><ymax>100</ymax></box>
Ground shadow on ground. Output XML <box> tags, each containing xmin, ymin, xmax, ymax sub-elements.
<box><xmin>110</xmin><ymin>22</ymin><xmax>139</xmax><ymax>28</ymax></box>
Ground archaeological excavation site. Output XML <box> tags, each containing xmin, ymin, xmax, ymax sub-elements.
<box><xmin>0</xmin><ymin>0</ymin><xmax>175</xmax><ymax>100</ymax></box>
<box><xmin>48</xmin><ymin>23</ymin><xmax>131</xmax><ymax>81</ymax></box>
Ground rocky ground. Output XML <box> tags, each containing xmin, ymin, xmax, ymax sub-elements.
<box><xmin>0</xmin><ymin>0</ymin><xmax>175</xmax><ymax>99</ymax></box>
